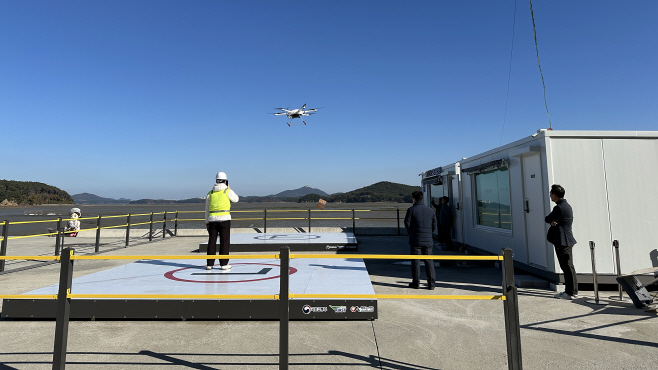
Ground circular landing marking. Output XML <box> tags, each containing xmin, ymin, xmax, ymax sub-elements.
<box><xmin>164</xmin><ymin>263</ymin><xmax>297</xmax><ymax>283</ymax></box>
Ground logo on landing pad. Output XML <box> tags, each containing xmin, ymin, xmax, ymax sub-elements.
<box><xmin>350</xmin><ymin>306</ymin><xmax>374</xmax><ymax>313</ymax></box>
<box><xmin>302</xmin><ymin>305</ymin><xmax>328</xmax><ymax>314</ymax></box>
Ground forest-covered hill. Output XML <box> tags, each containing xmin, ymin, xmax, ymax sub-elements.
<box><xmin>0</xmin><ymin>180</ymin><xmax>74</xmax><ymax>205</ymax></box>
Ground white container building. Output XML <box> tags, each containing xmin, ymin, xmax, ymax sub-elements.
<box><xmin>421</xmin><ymin>130</ymin><xmax>658</xmax><ymax>284</ymax></box>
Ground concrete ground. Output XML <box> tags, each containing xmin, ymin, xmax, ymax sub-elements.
<box><xmin>1</xmin><ymin>233</ymin><xmax>656</xmax><ymax>369</ymax></box>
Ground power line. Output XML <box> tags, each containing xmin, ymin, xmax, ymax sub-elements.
<box><xmin>529</xmin><ymin>0</ymin><xmax>553</xmax><ymax>129</ymax></box>
<box><xmin>500</xmin><ymin>0</ymin><xmax>517</xmax><ymax>145</ymax></box>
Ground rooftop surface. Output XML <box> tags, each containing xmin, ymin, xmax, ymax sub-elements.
<box><xmin>1</xmin><ymin>233</ymin><xmax>656</xmax><ymax>369</ymax></box>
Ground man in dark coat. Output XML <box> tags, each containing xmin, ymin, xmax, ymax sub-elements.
<box><xmin>439</xmin><ymin>196</ymin><xmax>455</xmax><ymax>251</ymax></box>
<box><xmin>404</xmin><ymin>191</ymin><xmax>438</xmax><ymax>289</ymax></box>
<box><xmin>545</xmin><ymin>184</ymin><xmax>578</xmax><ymax>300</ymax></box>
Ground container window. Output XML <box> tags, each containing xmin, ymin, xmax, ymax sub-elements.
<box><xmin>474</xmin><ymin>167</ymin><xmax>511</xmax><ymax>230</ymax></box>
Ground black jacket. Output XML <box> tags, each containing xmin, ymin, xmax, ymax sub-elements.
<box><xmin>439</xmin><ymin>203</ymin><xmax>453</xmax><ymax>227</ymax></box>
<box><xmin>545</xmin><ymin>199</ymin><xmax>577</xmax><ymax>247</ymax></box>
<box><xmin>405</xmin><ymin>202</ymin><xmax>437</xmax><ymax>246</ymax></box>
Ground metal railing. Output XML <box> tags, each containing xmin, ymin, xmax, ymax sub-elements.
<box><xmin>1</xmin><ymin>208</ymin><xmax>408</xmax><ymax>272</ymax></box>
<box><xmin>0</xmin><ymin>247</ymin><xmax>522</xmax><ymax>370</ymax></box>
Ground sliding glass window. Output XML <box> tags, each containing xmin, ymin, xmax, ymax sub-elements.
<box><xmin>474</xmin><ymin>168</ymin><xmax>511</xmax><ymax>230</ymax></box>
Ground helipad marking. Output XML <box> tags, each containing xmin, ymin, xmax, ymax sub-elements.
<box><xmin>164</xmin><ymin>263</ymin><xmax>297</xmax><ymax>283</ymax></box>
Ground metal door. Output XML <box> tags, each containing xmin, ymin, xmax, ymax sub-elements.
<box><xmin>522</xmin><ymin>154</ymin><xmax>548</xmax><ymax>269</ymax></box>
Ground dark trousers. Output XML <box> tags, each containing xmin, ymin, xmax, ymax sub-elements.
<box><xmin>555</xmin><ymin>245</ymin><xmax>578</xmax><ymax>296</ymax></box>
<box><xmin>440</xmin><ymin>224</ymin><xmax>454</xmax><ymax>250</ymax></box>
<box><xmin>207</xmin><ymin>221</ymin><xmax>231</xmax><ymax>267</ymax></box>
<box><xmin>410</xmin><ymin>245</ymin><xmax>436</xmax><ymax>285</ymax></box>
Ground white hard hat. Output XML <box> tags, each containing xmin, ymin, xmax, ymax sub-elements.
<box><xmin>216</xmin><ymin>172</ymin><xmax>227</xmax><ymax>181</ymax></box>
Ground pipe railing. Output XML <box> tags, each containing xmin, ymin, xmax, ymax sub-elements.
<box><xmin>0</xmin><ymin>247</ymin><xmax>521</xmax><ymax>370</ymax></box>
<box><xmin>1</xmin><ymin>208</ymin><xmax>408</xmax><ymax>272</ymax></box>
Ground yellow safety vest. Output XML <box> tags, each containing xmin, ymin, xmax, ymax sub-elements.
<box><xmin>208</xmin><ymin>188</ymin><xmax>231</xmax><ymax>216</ymax></box>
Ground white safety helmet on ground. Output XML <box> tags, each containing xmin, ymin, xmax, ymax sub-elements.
<box><xmin>216</xmin><ymin>172</ymin><xmax>227</xmax><ymax>181</ymax></box>
<box><xmin>69</xmin><ymin>208</ymin><xmax>81</xmax><ymax>217</ymax></box>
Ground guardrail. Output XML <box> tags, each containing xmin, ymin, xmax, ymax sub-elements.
<box><xmin>0</xmin><ymin>247</ymin><xmax>522</xmax><ymax>370</ymax></box>
<box><xmin>0</xmin><ymin>208</ymin><xmax>407</xmax><ymax>272</ymax></box>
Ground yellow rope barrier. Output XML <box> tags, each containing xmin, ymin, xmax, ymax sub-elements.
<box><xmin>7</xmin><ymin>231</ymin><xmax>59</xmax><ymax>240</ymax></box>
<box><xmin>100</xmin><ymin>224</ymin><xmax>129</xmax><ymax>230</ymax></box>
<box><xmin>290</xmin><ymin>294</ymin><xmax>505</xmax><ymax>300</ymax></box>
<box><xmin>129</xmin><ymin>221</ymin><xmax>152</xmax><ymax>226</ymax></box>
<box><xmin>8</xmin><ymin>219</ymin><xmax>59</xmax><ymax>225</ymax></box>
<box><xmin>130</xmin><ymin>213</ymin><xmax>153</xmax><ymax>217</ymax></box>
<box><xmin>0</xmin><ymin>255</ymin><xmax>60</xmax><ymax>260</ymax></box>
<box><xmin>101</xmin><ymin>214</ymin><xmax>130</xmax><ymax>219</ymax></box>
<box><xmin>290</xmin><ymin>254</ymin><xmax>503</xmax><ymax>261</ymax></box>
<box><xmin>0</xmin><ymin>295</ymin><xmax>58</xmax><ymax>299</ymax></box>
<box><xmin>70</xmin><ymin>254</ymin><xmax>278</xmax><ymax>260</ymax></box>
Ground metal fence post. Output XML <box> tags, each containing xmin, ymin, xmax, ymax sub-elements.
<box><xmin>149</xmin><ymin>212</ymin><xmax>154</xmax><ymax>241</ymax></box>
<box><xmin>174</xmin><ymin>211</ymin><xmax>178</xmax><ymax>236</ymax></box>
<box><xmin>502</xmin><ymin>248</ymin><xmax>522</xmax><ymax>370</ymax></box>
<box><xmin>586</xmin><ymin>241</ymin><xmax>608</xmax><ymax>305</ymax></box>
<box><xmin>53</xmin><ymin>247</ymin><xmax>74</xmax><ymax>369</ymax></box>
<box><xmin>308</xmin><ymin>209</ymin><xmax>311</xmax><ymax>233</ymax></box>
<box><xmin>264</xmin><ymin>209</ymin><xmax>267</xmax><ymax>234</ymax></box>
<box><xmin>163</xmin><ymin>211</ymin><xmax>167</xmax><ymax>239</ymax></box>
<box><xmin>279</xmin><ymin>246</ymin><xmax>290</xmax><ymax>370</ymax></box>
<box><xmin>397</xmin><ymin>209</ymin><xmax>400</xmax><ymax>236</ymax></box>
<box><xmin>352</xmin><ymin>209</ymin><xmax>356</xmax><ymax>236</ymax></box>
<box><xmin>95</xmin><ymin>215</ymin><xmax>102</xmax><ymax>253</ymax></box>
<box><xmin>54</xmin><ymin>218</ymin><xmax>62</xmax><ymax>256</ymax></box>
<box><xmin>125</xmin><ymin>214</ymin><xmax>131</xmax><ymax>247</ymax></box>
<box><xmin>610</xmin><ymin>240</ymin><xmax>628</xmax><ymax>301</ymax></box>
<box><xmin>0</xmin><ymin>220</ymin><xmax>8</xmax><ymax>272</ymax></box>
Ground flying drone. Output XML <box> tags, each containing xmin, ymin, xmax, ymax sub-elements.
<box><xmin>271</xmin><ymin>104</ymin><xmax>320</xmax><ymax>126</ymax></box>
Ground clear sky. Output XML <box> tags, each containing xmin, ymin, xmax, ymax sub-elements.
<box><xmin>1</xmin><ymin>1</ymin><xmax>656</xmax><ymax>200</ymax></box>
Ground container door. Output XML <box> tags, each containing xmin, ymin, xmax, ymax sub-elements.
<box><xmin>522</xmin><ymin>154</ymin><xmax>548</xmax><ymax>269</ymax></box>
<box><xmin>450</xmin><ymin>175</ymin><xmax>462</xmax><ymax>243</ymax></box>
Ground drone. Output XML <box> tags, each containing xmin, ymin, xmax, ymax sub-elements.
<box><xmin>271</xmin><ymin>104</ymin><xmax>320</xmax><ymax>126</ymax></box>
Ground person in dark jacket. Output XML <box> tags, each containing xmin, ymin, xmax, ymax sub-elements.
<box><xmin>545</xmin><ymin>184</ymin><xmax>578</xmax><ymax>300</ymax></box>
<box><xmin>439</xmin><ymin>196</ymin><xmax>455</xmax><ymax>251</ymax></box>
<box><xmin>404</xmin><ymin>191</ymin><xmax>438</xmax><ymax>289</ymax></box>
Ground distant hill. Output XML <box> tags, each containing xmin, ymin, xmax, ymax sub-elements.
<box><xmin>326</xmin><ymin>181</ymin><xmax>418</xmax><ymax>203</ymax></box>
<box><xmin>0</xmin><ymin>180</ymin><xmax>74</xmax><ymax>205</ymax></box>
<box><xmin>272</xmin><ymin>186</ymin><xmax>328</xmax><ymax>198</ymax></box>
<box><xmin>129</xmin><ymin>198</ymin><xmax>205</xmax><ymax>204</ymax></box>
<box><xmin>72</xmin><ymin>193</ymin><xmax>131</xmax><ymax>205</ymax></box>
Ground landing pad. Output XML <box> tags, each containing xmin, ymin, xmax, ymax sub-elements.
<box><xmin>199</xmin><ymin>232</ymin><xmax>357</xmax><ymax>252</ymax></box>
<box><xmin>2</xmin><ymin>257</ymin><xmax>376</xmax><ymax>321</ymax></box>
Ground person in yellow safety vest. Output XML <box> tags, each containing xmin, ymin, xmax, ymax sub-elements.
<box><xmin>204</xmin><ymin>172</ymin><xmax>239</xmax><ymax>270</ymax></box>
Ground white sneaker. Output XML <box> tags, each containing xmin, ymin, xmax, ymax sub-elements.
<box><xmin>554</xmin><ymin>292</ymin><xmax>573</xmax><ymax>300</ymax></box>
<box><xmin>571</xmin><ymin>294</ymin><xmax>578</xmax><ymax>299</ymax></box>
<box><xmin>206</xmin><ymin>266</ymin><xmax>212</xmax><ymax>270</ymax></box>
<box><xmin>220</xmin><ymin>264</ymin><xmax>232</xmax><ymax>270</ymax></box>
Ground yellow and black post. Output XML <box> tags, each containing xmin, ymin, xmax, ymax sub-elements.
<box><xmin>53</xmin><ymin>248</ymin><xmax>74</xmax><ymax>370</ymax></box>
<box><xmin>174</xmin><ymin>211</ymin><xmax>178</xmax><ymax>236</ymax></box>
<box><xmin>502</xmin><ymin>248</ymin><xmax>522</xmax><ymax>369</ymax></box>
<box><xmin>95</xmin><ymin>215</ymin><xmax>102</xmax><ymax>252</ymax></box>
<box><xmin>162</xmin><ymin>211</ymin><xmax>167</xmax><ymax>239</ymax></box>
<box><xmin>54</xmin><ymin>217</ymin><xmax>62</xmax><ymax>256</ymax></box>
<box><xmin>0</xmin><ymin>220</ymin><xmax>8</xmax><ymax>272</ymax></box>
<box><xmin>149</xmin><ymin>212</ymin><xmax>154</xmax><ymax>241</ymax></box>
<box><xmin>279</xmin><ymin>246</ymin><xmax>290</xmax><ymax>370</ymax></box>
<box><xmin>125</xmin><ymin>213</ymin><xmax>131</xmax><ymax>247</ymax></box>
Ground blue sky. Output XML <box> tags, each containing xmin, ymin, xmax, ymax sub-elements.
<box><xmin>1</xmin><ymin>1</ymin><xmax>656</xmax><ymax>199</ymax></box>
